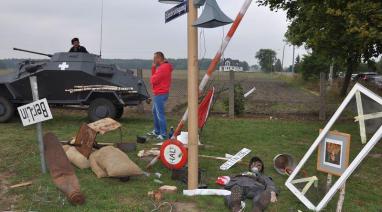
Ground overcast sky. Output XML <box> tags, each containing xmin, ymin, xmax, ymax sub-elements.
<box><xmin>0</xmin><ymin>0</ymin><xmax>307</xmax><ymax>67</ymax></box>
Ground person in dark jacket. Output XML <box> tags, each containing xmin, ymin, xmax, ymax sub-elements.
<box><xmin>146</xmin><ymin>52</ymin><xmax>173</xmax><ymax>140</ymax></box>
<box><xmin>224</xmin><ymin>156</ymin><xmax>279</xmax><ymax>212</ymax></box>
<box><xmin>69</xmin><ymin>38</ymin><xmax>88</xmax><ymax>53</ymax></box>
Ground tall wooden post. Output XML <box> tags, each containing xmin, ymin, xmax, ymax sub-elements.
<box><xmin>136</xmin><ymin>68</ymin><xmax>144</xmax><ymax>114</ymax></box>
<box><xmin>187</xmin><ymin>0</ymin><xmax>199</xmax><ymax>190</ymax></box>
<box><xmin>229</xmin><ymin>70</ymin><xmax>235</xmax><ymax>118</ymax></box>
<box><xmin>319</xmin><ymin>72</ymin><xmax>326</xmax><ymax>121</ymax></box>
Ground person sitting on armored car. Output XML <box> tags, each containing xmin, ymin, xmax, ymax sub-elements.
<box><xmin>224</xmin><ymin>156</ymin><xmax>279</xmax><ymax>212</ymax></box>
<box><xmin>69</xmin><ymin>38</ymin><xmax>88</xmax><ymax>53</ymax></box>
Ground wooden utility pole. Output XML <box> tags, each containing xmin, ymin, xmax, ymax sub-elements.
<box><xmin>229</xmin><ymin>70</ymin><xmax>235</xmax><ymax>118</ymax></box>
<box><xmin>187</xmin><ymin>0</ymin><xmax>199</xmax><ymax>190</ymax></box>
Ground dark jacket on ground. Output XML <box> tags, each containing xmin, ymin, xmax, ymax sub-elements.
<box><xmin>69</xmin><ymin>46</ymin><xmax>88</xmax><ymax>53</ymax></box>
<box><xmin>225</xmin><ymin>172</ymin><xmax>279</xmax><ymax>198</ymax></box>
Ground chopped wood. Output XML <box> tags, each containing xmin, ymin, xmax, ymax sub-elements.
<box><xmin>159</xmin><ymin>185</ymin><xmax>177</xmax><ymax>194</ymax></box>
<box><xmin>9</xmin><ymin>181</ymin><xmax>32</xmax><ymax>189</ymax></box>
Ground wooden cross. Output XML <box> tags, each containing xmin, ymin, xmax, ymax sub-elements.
<box><xmin>354</xmin><ymin>91</ymin><xmax>382</xmax><ymax>144</ymax></box>
<box><xmin>291</xmin><ymin>176</ymin><xmax>318</xmax><ymax>195</ymax></box>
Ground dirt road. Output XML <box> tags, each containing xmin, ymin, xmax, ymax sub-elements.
<box><xmin>138</xmin><ymin>71</ymin><xmax>320</xmax><ymax>117</ymax></box>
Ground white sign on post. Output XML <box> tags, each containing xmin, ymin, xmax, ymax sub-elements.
<box><xmin>17</xmin><ymin>98</ymin><xmax>53</xmax><ymax>126</ymax></box>
<box><xmin>220</xmin><ymin>148</ymin><xmax>251</xmax><ymax>171</ymax></box>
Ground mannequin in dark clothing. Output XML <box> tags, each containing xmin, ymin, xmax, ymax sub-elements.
<box><xmin>69</xmin><ymin>38</ymin><xmax>88</xmax><ymax>53</ymax></box>
<box><xmin>224</xmin><ymin>156</ymin><xmax>279</xmax><ymax>212</ymax></box>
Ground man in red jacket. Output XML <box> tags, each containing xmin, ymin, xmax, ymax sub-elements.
<box><xmin>147</xmin><ymin>52</ymin><xmax>173</xmax><ymax>140</ymax></box>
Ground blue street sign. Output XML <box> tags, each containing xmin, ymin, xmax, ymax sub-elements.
<box><xmin>165</xmin><ymin>1</ymin><xmax>188</xmax><ymax>23</ymax></box>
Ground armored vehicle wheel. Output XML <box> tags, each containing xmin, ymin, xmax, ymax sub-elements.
<box><xmin>88</xmin><ymin>98</ymin><xmax>117</xmax><ymax>122</ymax></box>
<box><xmin>0</xmin><ymin>96</ymin><xmax>15</xmax><ymax>123</ymax></box>
<box><xmin>115</xmin><ymin>106</ymin><xmax>124</xmax><ymax>119</ymax></box>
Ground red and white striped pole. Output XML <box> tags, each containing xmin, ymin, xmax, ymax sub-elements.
<box><xmin>172</xmin><ymin>0</ymin><xmax>253</xmax><ymax>138</ymax></box>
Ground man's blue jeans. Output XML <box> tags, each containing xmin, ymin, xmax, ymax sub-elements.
<box><xmin>152</xmin><ymin>94</ymin><xmax>169</xmax><ymax>137</ymax></box>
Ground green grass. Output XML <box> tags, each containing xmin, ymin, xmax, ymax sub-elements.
<box><xmin>1</xmin><ymin>113</ymin><xmax>381</xmax><ymax>211</ymax></box>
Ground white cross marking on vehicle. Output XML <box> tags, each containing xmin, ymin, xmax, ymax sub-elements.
<box><xmin>58</xmin><ymin>62</ymin><xmax>69</xmax><ymax>70</ymax></box>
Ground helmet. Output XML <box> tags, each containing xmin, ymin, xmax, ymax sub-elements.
<box><xmin>273</xmin><ymin>154</ymin><xmax>296</xmax><ymax>175</ymax></box>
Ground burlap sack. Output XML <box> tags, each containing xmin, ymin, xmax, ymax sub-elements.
<box><xmin>89</xmin><ymin>151</ymin><xmax>108</xmax><ymax>178</ymax></box>
<box><xmin>65</xmin><ymin>146</ymin><xmax>90</xmax><ymax>169</ymax></box>
<box><xmin>95</xmin><ymin>146</ymin><xmax>143</xmax><ymax>177</ymax></box>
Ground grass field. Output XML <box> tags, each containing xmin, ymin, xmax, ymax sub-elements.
<box><xmin>1</xmin><ymin>112</ymin><xmax>381</xmax><ymax>211</ymax></box>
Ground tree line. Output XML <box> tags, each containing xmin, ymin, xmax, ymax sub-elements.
<box><xmin>255</xmin><ymin>48</ymin><xmax>382</xmax><ymax>79</ymax></box>
<box><xmin>256</xmin><ymin>0</ymin><xmax>382</xmax><ymax>96</ymax></box>
<box><xmin>0</xmin><ymin>58</ymin><xmax>250</xmax><ymax>71</ymax></box>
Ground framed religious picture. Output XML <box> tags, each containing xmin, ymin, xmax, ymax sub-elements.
<box><xmin>317</xmin><ymin>130</ymin><xmax>351</xmax><ymax>176</ymax></box>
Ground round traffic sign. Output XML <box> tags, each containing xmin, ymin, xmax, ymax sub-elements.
<box><xmin>160</xmin><ymin>139</ymin><xmax>188</xmax><ymax>170</ymax></box>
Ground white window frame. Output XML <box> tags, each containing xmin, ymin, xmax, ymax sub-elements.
<box><xmin>285</xmin><ymin>83</ymin><xmax>382</xmax><ymax>211</ymax></box>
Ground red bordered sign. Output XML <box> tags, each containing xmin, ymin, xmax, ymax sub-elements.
<box><xmin>160</xmin><ymin>139</ymin><xmax>188</xmax><ymax>170</ymax></box>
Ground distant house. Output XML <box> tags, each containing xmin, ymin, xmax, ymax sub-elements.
<box><xmin>219</xmin><ymin>58</ymin><xmax>244</xmax><ymax>72</ymax></box>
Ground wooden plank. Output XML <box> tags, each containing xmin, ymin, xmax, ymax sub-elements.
<box><xmin>291</xmin><ymin>176</ymin><xmax>318</xmax><ymax>195</ymax></box>
<box><xmin>354</xmin><ymin>112</ymin><xmax>382</xmax><ymax>122</ymax></box>
<box><xmin>87</xmin><ymin>118</ymin><xmax>121</xmax><ymax>135</ymax></box>
<box><xmin>9</xmin><ymin>181</ymin><xmax>32</xmax><ymax>189</ymax></box>
<box><xmin>355</xmin><ymin>91</ymin><xmax>367</xmax><ymax>144</ymax></box>
<box><xmin>74</xmin><ymin>124</ymin><xmax>97</xmax><ymax>158</ymax></box>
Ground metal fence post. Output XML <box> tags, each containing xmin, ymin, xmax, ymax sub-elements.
<box><xmin>29</xmin><ymin>76</ymin><xmax>47</xmax><ymax>174</ymax></box>
<box><xmin>136</xmin><ymin>68</ymin><xmax>144</xmax><ymax>114</ymax></box>
<box><xmin>229</xmin><ymin>70</ymin><xmax>235</xmax><ymax>118</ymax></box>
<box><xmin>319</xmin><ymin>72</ymin><xmax>326</xmax><ymax>121</ymax></box>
